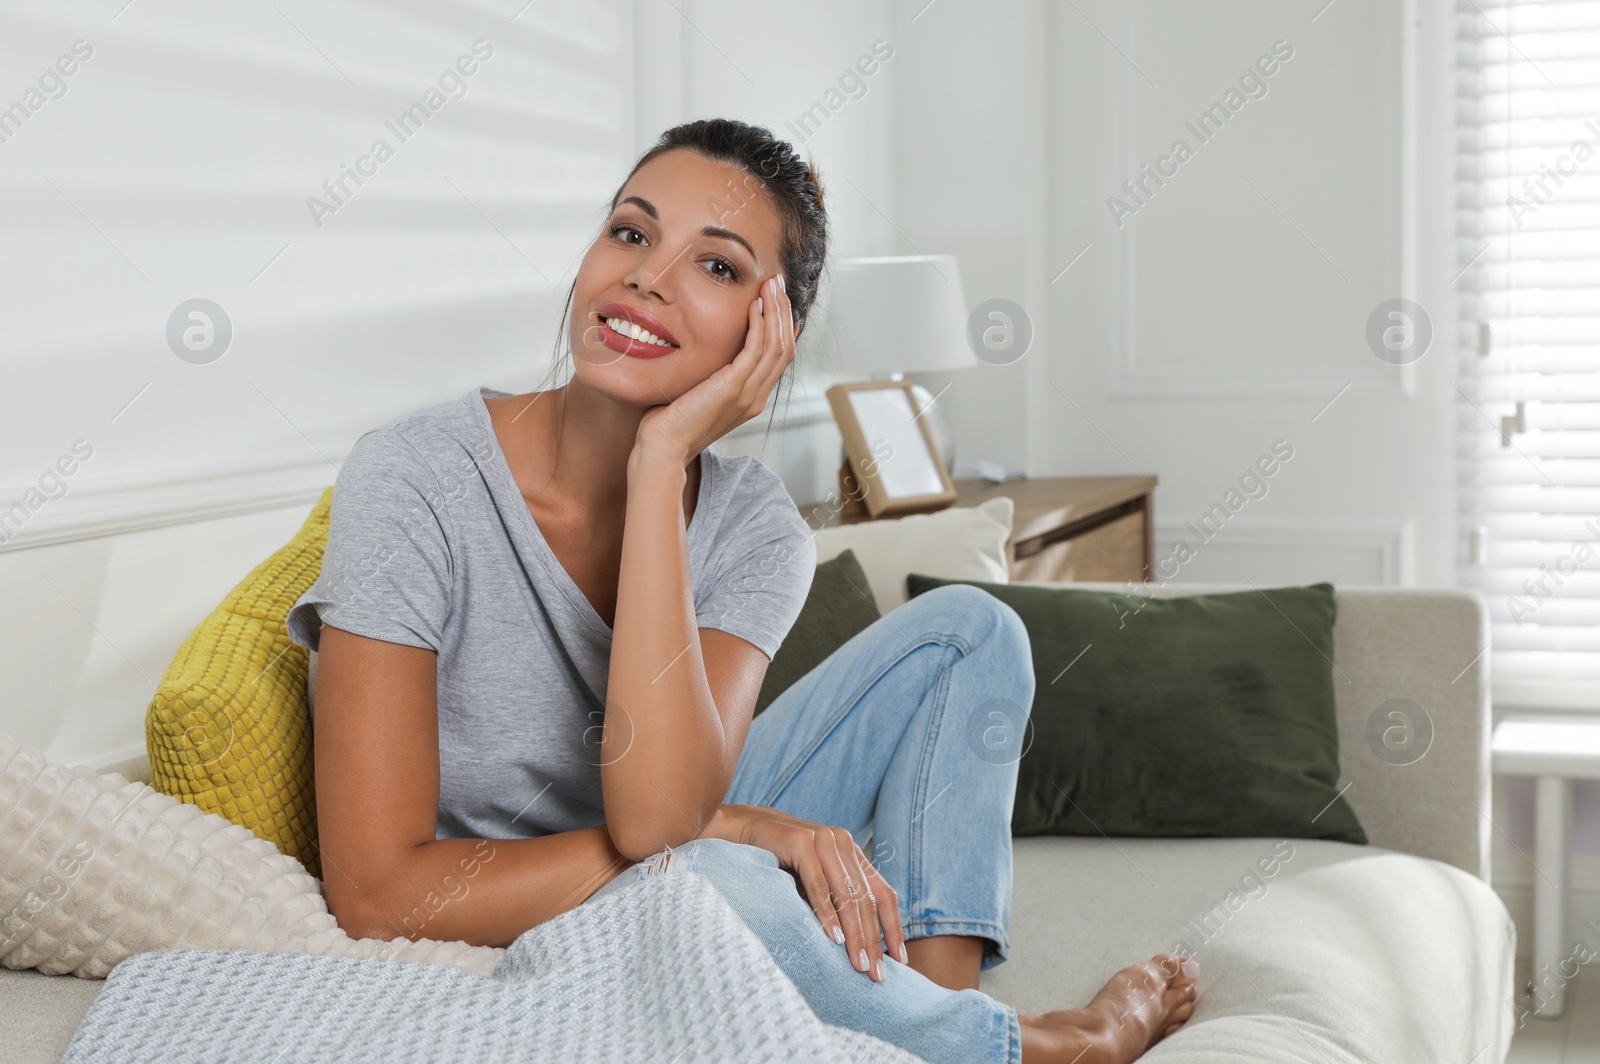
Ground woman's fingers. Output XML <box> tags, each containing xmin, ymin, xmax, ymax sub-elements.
<box><xmin>652</xmin><ymin>272</ymin><xmax>794</xmax><ymax>453</ymax></box>
<box><xmin>776</xmin><ymin>272</ymin><xmax>796</xmax><ymax>372</ymax></box>
<box><xmin>815</xmin><ymin>833</ymin><xmax>870</xmax><ymax>978</ymax></box>
<box><xmin>756</xmin><ymin>276</ymin><xmax>794</xmax><ymax>400</ymax></box>
<box><xmin>741</xmin><ymin>812</ymin><xmax>898</xmax><ymax>983</ymax></box>
<box><xmin>737</xmin><ymin>274</ymin><xmax>791</xmax><ymax>427</ymax></box>
<box><xmin>862</xmin><ymin>857</ymin><xmax>907</xmax><ymax>966</ymax></box>
<box><xmin>734</xmin><ymin>291</ymin><xmax>765</xmax><ymax>378</ymax></box>
<box><xmin>719</xmin><ymin>287</ymin><xmax>770</xmax><ymax>414</ymax></box>
<box><xmin>793</xmin><ymin>847</ymin><xmax>846</xmax><ymax>947</ymax></box>
<box><xmin>819</xmin><ymin>827</ymin><xmax>884</xmax><ymax>981</ymax></box>
<box><xmin>848</xmin><ymin>838</ymin><xmax>888</xmax><ymax>980</ymax></box>
<box><xmin>707</xmin><ymin>274</ymin><xmax>791</xmax><ymax>441</ymax></box>
<box><xmin>744</xmin><ymin>275</ymin><xmax>782</xmax><ymax>410</ymax></box>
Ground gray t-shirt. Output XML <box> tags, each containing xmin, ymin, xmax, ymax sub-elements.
<box><xmin>287</xmin><ymin>386</ymin><xmax>816</xmax><ymax>842</ymax></box>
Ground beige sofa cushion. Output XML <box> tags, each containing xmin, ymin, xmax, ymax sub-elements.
<box><xmin>0</xmin><ymin>969</ymin><xmax>101</xmax><ymax>1064</ymax></box>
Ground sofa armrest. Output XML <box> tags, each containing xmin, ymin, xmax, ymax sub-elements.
<box><xmin>1008</xmin><ymin>582</ymin><xmax>1493</xmax><ymax>882</ymax></box>
<box><xmin>1320</xmin><ymin>587</ymin><xmax>1492</xmax><ymax>881</ymax></box>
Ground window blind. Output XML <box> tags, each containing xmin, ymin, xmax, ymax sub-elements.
<box><xmin>1457</xmin><ymin>0</ymin><xmax>1600</xmax><ymax>688</ymax></box>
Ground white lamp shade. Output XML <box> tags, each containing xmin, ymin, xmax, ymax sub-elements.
<box><xmin>821</xmin><ymin>255</ymin><xmax>974</xmax><ymax>376</ymax></box>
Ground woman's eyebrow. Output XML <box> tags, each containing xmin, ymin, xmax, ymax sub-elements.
<box><xmin>620</xmin><ymin>195</ymin><xmax>761</xmax><ymax>269</ymax></box>
<box><xmin>703</xmin><ymin>225</ymin><xmax>760</xmax><ymax>267</ymax></box>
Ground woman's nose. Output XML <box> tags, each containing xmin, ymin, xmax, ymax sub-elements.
<box><xmin>626</xmin><ymin>242</ymin><xmax>688</xmax><ymax>296</ymax></box>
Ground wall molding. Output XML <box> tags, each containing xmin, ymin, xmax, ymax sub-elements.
<box><xmin>1106</xmin><ymin>1</ymin><xmax>1420</xmax><ymax>399</ymax></box>
<box><xmin>1153</xmin><ymin>517</ymin><xmax>1416</xmax><ymax>586</ymax></box>
<box><xmin>0</xmin><ymin>389</ymin><xmax>833</xmax><ymax>554</ymax></box>
<box><xmin>632</xmin><ymin>0</ymin><xmax>686</xmax><ymax>151</ymax></box>
<box><xmin>0</xmin><ymin>452</ymin><xmax>341</xmax><ymax>554</ymax></box>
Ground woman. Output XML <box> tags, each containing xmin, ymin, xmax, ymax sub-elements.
<box><xmin>287</xmin><ymin>117</ymin><xmax>1197</xmax><ymax>1064</ymax></box>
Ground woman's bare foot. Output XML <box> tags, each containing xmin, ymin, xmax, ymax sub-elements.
<box><xmin>1016</xmin><ymin>953</ymin><xmax>1198</xmax><ymax>1063</ymax></box>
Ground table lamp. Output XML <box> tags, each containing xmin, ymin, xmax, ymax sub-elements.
<box><xmin>818</xmin><ymin>255</ymin><xmax>974</xmax><ymax>475</ymax></box>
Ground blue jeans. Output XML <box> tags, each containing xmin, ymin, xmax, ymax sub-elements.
<box><xmin>586</xmin><ymin>583</ymin><xmax>1035</xmax><ymax>1064</ymax></box>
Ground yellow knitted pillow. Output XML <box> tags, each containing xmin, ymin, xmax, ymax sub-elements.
<box><xmin>146</xmin><ymin>487</ymin><xmax>332</xmax><ymax>879</ymax></box>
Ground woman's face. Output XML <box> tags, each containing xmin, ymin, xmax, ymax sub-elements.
<box><xmin>569</xmin><ymin>148</ymin><xmax>786</xmax><ymax>408</ymax></box>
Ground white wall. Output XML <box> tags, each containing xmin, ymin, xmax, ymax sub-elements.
<box><xmin>901</xmin><ymin>0</ymin><xmax>1446</xmax><ymax>586</ymax></box>
<box><xmin>2</xmin><ymin>2</ymin><xmax>636</xmax><ymax>481</ymax></box>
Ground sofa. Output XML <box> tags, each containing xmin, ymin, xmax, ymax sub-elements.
<box><xmin>0</xmin><ymin>504</ymin><xmax>1515</xmax><ymax>1063</ymax></box>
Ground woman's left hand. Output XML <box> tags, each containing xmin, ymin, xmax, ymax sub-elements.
<box><xmin>707</xmin><ymin>803</ymin><xmax>907</xmax><ymax>983</ymax></box>
<box><xmin>634</xmin><ymin>273</ymin><xmax>795</xmax><ymax>466</ymax></box>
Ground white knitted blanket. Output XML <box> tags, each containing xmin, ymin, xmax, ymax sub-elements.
<box><xmin>60</xmin><ymin>865</ymin><xmax>925</xmax><ymax>1063</ymax></box>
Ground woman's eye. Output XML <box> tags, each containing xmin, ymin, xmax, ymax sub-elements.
<box><xmin>704</xmin><ymin>257</ymin><xmax>740</xmax><ymax>283</ymax></box>
<box><xmin>610</xmin><ymin>223</ymin><xmax>645</xmax><ymax>245</ymax></box>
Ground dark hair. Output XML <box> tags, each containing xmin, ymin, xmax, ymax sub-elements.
<box><xmin>535</xmin><ymin>117</ymin><xmax>829</xmax><ymax>445</ymax></box>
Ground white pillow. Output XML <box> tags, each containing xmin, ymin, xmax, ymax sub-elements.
<box><xmin>812</xmin><ymin>496</ymin><xmax>1013</xmax><ymax>612</ymax></box>
<box><xmin>0</xmin><ymin>733</ymin><xmax>502</xmax><ymax>979</ymax></box>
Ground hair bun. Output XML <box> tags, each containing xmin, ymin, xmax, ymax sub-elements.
<box><xmin>804</xmin><ymin>162</ymin><xmax>825</xmax><ymax>212</ymax></box>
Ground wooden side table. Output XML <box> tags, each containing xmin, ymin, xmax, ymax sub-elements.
<box><xmin>803</xmin><ymin>475</ymin><xmax>1157</xmax><ymax>583</ymax></box>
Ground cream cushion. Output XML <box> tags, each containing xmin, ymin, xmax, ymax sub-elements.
<box><xmin>981</xmin><ymin>837</ymin><xmax>1514</xmax><ymax>1062</ymax></box>
<box><xmin>811</xmin><ymin>496</ymin><xmax>1013</xmax><ymax>611</ymax></box>
<box><xmin>0</xmin><ymin>734</ymin><xmax>502</xmax><ymax>981</ymax></box>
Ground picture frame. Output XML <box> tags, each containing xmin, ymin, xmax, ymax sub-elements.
<box><xmin>825</xmin><ymin>380</ymin><xmax>957</xmax><ymax>518</ymax></box>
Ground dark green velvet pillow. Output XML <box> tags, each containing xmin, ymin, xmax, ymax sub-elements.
<box><xmin>755</xmin><ymin>549</ymin><xmax>881</xmax><ymax>717</ymax></box>
<box><xmin>905</xmin><ymin>575</ymin><xmax>1366</xmax><ymax>844</ymax></box>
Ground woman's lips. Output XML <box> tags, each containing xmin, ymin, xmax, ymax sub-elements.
<box><xmin>593</xmin><ymin>314</ymin><xmax>678</xmax><ymax>359</ymax></box>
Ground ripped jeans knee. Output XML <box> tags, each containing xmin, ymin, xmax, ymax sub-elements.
<box><xmin>638</xmin><ymin>836</ymin><xmax>771</xmax><ymax>878</ymax></box>
<box><xmin>641</xmin><ymin>842</ymin><xmax>689</xmax><ymax>877</ymax></box>
<box><xmin>590</xmin><ymin>837</ymin><xmax>773</xmax><ymax>907</ymax></box>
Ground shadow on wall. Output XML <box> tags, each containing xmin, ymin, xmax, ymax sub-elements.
<box><xmin>0</xmin><ymin>535</ymin><xmax>115</xmax><ymax>754</ymax></box>
<box><xmin>0</xmin><ymin>503</ymin><xmax>320</xmax><ymax>769</ymax></box>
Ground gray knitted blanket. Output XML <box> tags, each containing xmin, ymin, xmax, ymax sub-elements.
<box><xmin>60</xmin><ymin>858</ymin><xmax>925</xmax><ymax>1063</ymax></box>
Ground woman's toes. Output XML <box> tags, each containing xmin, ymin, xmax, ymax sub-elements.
<box><xmin>1078</xmin><ymin>955</ymin><xmax>1204</xmax><ymax>1056</ymax></box>
<box><xmin>1152</xmin><ymin>952</ymin><xmax>1185</xmax><ymax>980</ymax></box>
<box><xmin>1153</xmin><ymin>952</ymin><xmax>1199</xmax><ymax>987</ymax></box>
<box><xmin>1158</xmin><ymin>987</ymin><xmax>1196</xmax><ymax>1038</ymax></box>
<box><xmin>1176</xmin><ymin>956</ymin><xmax>1199</xmax><ymax>985</ymax></box>
<box><xmin>1158</xmin><ymin>1006</ymin><xmax>1195</xmax><ymax>1042</ymax></box>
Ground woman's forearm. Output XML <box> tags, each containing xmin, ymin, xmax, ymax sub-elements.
<box><xmin>341</xmin><ymin>825</ymin><xmax>631</xmax><ymax>948</ymax></box>
<box><xmin>601</xmin><ymin>444</ymin><xmax>728</xmax><ymax>861</ymax></box>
